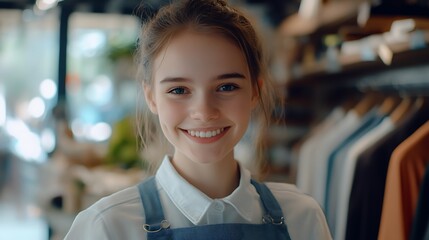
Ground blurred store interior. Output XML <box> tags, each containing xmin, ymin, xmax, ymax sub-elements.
<box><xmin>0</xmin><ymin>0</ymin><xmax>429</xmax><ymax>239</ymax></box>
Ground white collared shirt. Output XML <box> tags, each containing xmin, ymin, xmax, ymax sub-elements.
<box><xmin>65</xmin><ymin>156</ymin><xmax>332</xmax><ymax>240</ymax></box>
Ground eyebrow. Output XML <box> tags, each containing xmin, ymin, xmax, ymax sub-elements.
<box><xmin>160</xmin><ymin>72</ymin><xmax>246</xmax><ymax>84</ymax></box>
<box><xmin>217</xmin><ymin>72</ymin><xmax>246</xmax><ymax>80</ymax></box>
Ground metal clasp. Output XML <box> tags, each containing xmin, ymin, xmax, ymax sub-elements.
<box><xmin>262</xmin><ymin>215</ymin><xmax>284</xmax><ymax>225</ymax></box>
<box><xmin>143</xmin><ymin>220</ymin><xmax>171</xmax><ymax>233</ymax></box>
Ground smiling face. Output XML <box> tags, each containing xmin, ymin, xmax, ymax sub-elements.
<box><xmin>144</xmin><ymin>30</ymin><xmax>258</xmax><ymax>167</ymax></box>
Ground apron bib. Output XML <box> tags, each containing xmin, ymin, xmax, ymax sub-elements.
<box><xmin>138</xmin><ymin>176</ymin><xmax>292</xmax><ymax>240</ymax></box>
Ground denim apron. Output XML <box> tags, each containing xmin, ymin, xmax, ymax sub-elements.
<box><xmin>137</xmin><ymin>176</ymin><xmax>292</xmax><ymax>240</ymax></box>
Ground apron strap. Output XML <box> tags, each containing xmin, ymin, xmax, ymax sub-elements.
<box><xmin>251</xmin><ymin>180</ymin><xmax>286</xmax><ymax>226</ymax></box>
<box><xmin>138</xmin><ymin>176</ymin><xmax>166</xmax><ymax>226</ymax></box>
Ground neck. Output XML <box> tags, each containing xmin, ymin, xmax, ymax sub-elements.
<box><xmin>171</xmin><ymin>152</ymin><xmax>240</xmax><ymax>199</ymax></box>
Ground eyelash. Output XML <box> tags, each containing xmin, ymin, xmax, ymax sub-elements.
<box><xmin>218</xmin><ymin>84</ymin><xmax>239</xmax><ymax>92</ymax></box>
<box><xmin>166</xmin><ymin>83</ymin><xmax>240</xmax><ymax>95</ymax></box>
<box><xmin>167</xmin><ymin>87</ymin><xmax>188</xmax><ymax>95</ymax></box>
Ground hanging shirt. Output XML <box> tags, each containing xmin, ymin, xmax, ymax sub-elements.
<box><xmin>410</xmin><ymin>165</ymin><xmax>429</xmax><ymax>240</ymax></box>
<box><xmin>297</xmin><ymin>107</ymin><xmax>345</xmax><ymax>195</ymax></box>
<box><xmin>324</xmin><ymin>111</ymin><xmax>386</xmax><ymax>235</ymax></box>
<box><xmin>379</xmin><ymin>120</ymin><xmax>429</xmax><ymax>240</ymax></box>
<box><xmin>299</xmin><ymin>109</ymin><xmax>362</xmax><ymax>207</ymax></box>
<box><xmin>65</xmin><ymin>156</ymin><xmax>332</xmax><ymax>240</ymax></box>
<box><xmin>346</xmin><ymin>105</ymin><xmax>429</xmax><ymax>240</ymax></box>
<box><xmin>334</xmin><ymin>117</ymin><xmax>395</xmax><ymax>240</ymax></box>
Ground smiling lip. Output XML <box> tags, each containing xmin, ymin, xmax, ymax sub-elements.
<box><xmin>182</xmin><ymin>127</ymin><xmax>229</xmax><ymax>144</ymax></box>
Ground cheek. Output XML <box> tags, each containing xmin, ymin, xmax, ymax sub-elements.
<box><xmin>225</xmin><ymin>97</ymin><xmax>254</xmax><ymax>120</ymax></box>
<box><xmin>156</xmin><ymin>98</ymin><xmax>185</xmax><ymax>126</ymax></box>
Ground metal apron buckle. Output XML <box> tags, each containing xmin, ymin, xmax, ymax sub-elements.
<box><xmin>143</xmin><ymin>220</ymin><xmax>171</xmax><ymax>233</ymax></box>
<box><xmin>262</xmin><ymin>215</ymin><xmax>284</xmax><ymax>225</ymax></box>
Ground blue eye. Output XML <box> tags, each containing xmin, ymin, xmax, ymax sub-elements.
<box><xmin>218</xmin><ymin>84</ymin><xmax>239</xmax><ymax>92</ymax></box>
<box><xmin>168</xmin><ymin>87</ymin><xmax>187</xmax><ymax>95</ymax></box>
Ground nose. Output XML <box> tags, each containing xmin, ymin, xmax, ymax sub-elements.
<box><xmin>190</xmin><ymin>94</ymin><xmax>220</xmax><ymax>122</ymax></box>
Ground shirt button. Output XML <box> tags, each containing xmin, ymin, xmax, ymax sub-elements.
<box><xmin>213</xmin><ymin>200</ymin><xmax>225</xmax><ymax>212</ymax></box>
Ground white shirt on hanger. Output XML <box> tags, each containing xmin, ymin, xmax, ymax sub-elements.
<box><xmin>297</xmin><ymin>107</ymin><xmax>345</xmax><ymax>194</ymax></box>
<box><xmin>302</xmin><ymin>110</ymin><xmax>362</xmax><ymax>207</ymax></box>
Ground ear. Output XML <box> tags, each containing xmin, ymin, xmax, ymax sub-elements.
<box><xmin>143</xmin><ymin>84</ymin><xmax>158</xmax><ymax>114</ymax></box>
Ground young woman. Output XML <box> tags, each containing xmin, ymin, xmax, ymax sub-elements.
<box><xmin>65</xmin><ymin>0</ymin><xmax>332</xmax><ymax>239</ymax></box>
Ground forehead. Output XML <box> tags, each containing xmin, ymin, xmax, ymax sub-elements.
<box><xmin>152</xmin><ymin>30</ymin><xmax>249</xmax><ymax>82</ymax></box>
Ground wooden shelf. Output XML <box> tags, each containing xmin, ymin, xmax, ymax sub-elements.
<box><xmin>285</xmin><ymin>41</ymin><xmax>429</xmax><ymax>87</ymax></box>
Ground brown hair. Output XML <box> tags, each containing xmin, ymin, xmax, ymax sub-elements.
<box><xmin>135</xmin><ymin>0</ymin><xmax>280</xmax><ymax>179</ymax></box>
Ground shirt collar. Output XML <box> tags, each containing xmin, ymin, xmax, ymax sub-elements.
<box><xmin>155</xmin><ymin>155</ymin><xmax>256</xmax><ymax>224</ymax></box>
<box><xmin>223</xmin><ymin>162</ymin><xmax>256</xmax><ymax>221</ymax></box>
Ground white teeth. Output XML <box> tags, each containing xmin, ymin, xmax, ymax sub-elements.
<box><xmin>187</xmin><ymin>128</ymin><xmax>224</xmax><ymax>138</ymax></box>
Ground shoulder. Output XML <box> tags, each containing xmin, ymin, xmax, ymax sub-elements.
<box><xmin>265</xmin><ymin>182</ymin><xmax>324</xmax><ymax>216</ymax></box>
<box><xmin>264</xmin><ymin>182</ymin><xmax>332</xmax><ymax>240</ymax></box>
<box><xmin>265</xmin><ymin>181</ymin><xmax>318</xmax><ymax>207</ymax></box>
<box><xmin>65</xmin><ymin>185</ymin><xmax>145</xmax><ymax>240</ymax></box>
<box><xmin>88</xmin><ymin>185</ymin><xmax>142</xmax><ymax>215</ymax></box>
